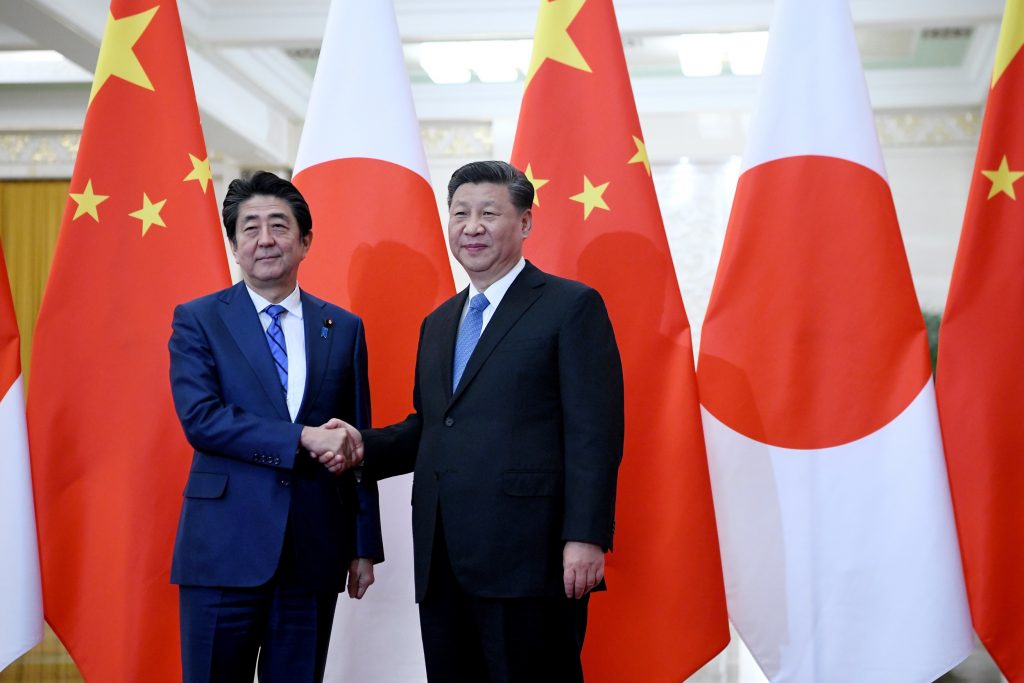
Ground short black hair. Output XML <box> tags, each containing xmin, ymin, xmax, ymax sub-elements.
<box><xmin>221</xmin><ymin>171</ymin><xmax>312</xmax><ymax>245</ymax></box>
<box><xmin>447</xmin><ymin>161</ymin><xmax>534</xmax><ymax>213</ymax></box>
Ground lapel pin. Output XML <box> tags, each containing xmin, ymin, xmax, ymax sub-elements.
<box><xmin>321</xmin><ymin>318</ymin><xmax>333</xmax><ymax>339</ymax></box>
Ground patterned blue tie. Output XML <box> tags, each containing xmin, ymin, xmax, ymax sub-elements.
<box><xmin>263</xmin><ymin>304</ymin><xmax>288</xmax><ymax>392</ymax></box>
<box><xmin>452</xmin><ymin>293</ymin><xmax>489</xmax><ymax>391</ymax></box>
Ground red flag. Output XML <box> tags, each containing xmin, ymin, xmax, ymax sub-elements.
<box><xmin>511</xmin><ymin>1</ymin><xmax>729</xmax><ymax>679</ymax></box>
<box><xmin>698</xmin><ymin>0</ymin><xmax>972</xmax><ymax>679</ymax></box>
<box><xmin>27</xmin><ymin>1</ymin><xmax>229</xmax><ymax>680</ymax></box>
<box><xmin>937</xmin><ymin>0</ymin><xmax>1024</xmax><ymax>678</ymax></box>
<box><xmin>0</xmin><ymin>241</ymin><xmax>42</xmax><ymax>671</ymax></box>
<box><xmin>292</xmin><ymin>0</ymin><xmax>454</xmax><ymax>676</ymax></box>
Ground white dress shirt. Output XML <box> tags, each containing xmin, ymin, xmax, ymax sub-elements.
<box><xmin>245</xmin><ymin>284</ymin><xmax>306</xmax><ymax>422</ymax></box>
<box><xmin>458</xmin><ymin>257</ymin><xmax>527</xmax><ymax>333</ymax></box>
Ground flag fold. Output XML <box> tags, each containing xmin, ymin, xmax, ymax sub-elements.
<box><xmin>697</xmin><ymin>0</ymin><xmax>973</xmax><ymax>680</ymax></box>
<box><xmin>28</xmin><ymin>1</ymin><xmax>230</xmax><ymax>679</ymax></box>
<box><xmin>938</xmin><ymin>0</ymin><xmax>1024</xmax><ymax>678</ymax></box>
<box><xmin>511</xmin><ymin>1</ymin><xmax>730</xmax><ymax>680</ymax></box>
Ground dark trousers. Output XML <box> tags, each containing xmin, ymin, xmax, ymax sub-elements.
<box><xmin>419</xmin><ymin>521</ymin><xmax>589</xmax><ymax>683</ymax></box>
<box><xmin>178</xmin><ymin>533</ymin><xmax>339</xmax><ymax>683</ymax></box>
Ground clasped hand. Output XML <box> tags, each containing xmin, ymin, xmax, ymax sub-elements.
<box><xmin>298</xmin><ymin>419</ymin><xmax>364</xmax><ymax>475</ymax></box>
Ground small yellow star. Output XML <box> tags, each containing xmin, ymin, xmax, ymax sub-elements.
<box><xmin>569</xmin><ymin>175</ymin><xmax>610</xmax><ymax>220</ymax></box>
<box><xmin>524</xmin><ymin>164</ymin><xmax>549</xmax><ymax>206</ymax></box>
<box><xmin>981</xmin><ymin>155</ymin><xmax>1024</xmax><ymax>200</ymax></box>
<box><xmin>183</xmin><ymin>154</ymin><xmax>213</xmax><ymax>193</ymax></box>
<box><xmin>69</xmin><ymin>179</ymin><xmax>110</xmax><ymax>222</ymax></box>
<box><xmin>89</xmin><ymin>6</ymin><xmax>159</xmax><ymax>105</ymax></box>
<box><xmin>525</xmin><ymin>0</ymin><xmax>592</xmax><ymax>87</ymax></box>
<box><xmin>628</xmin><ymin>135</ymin><xmax>651</xmax><ymax>176</ymax></box>
<box><xmin>129</xmin><ymin>193</ymin><xmax>167</xmax><ymax>236</ymax></box>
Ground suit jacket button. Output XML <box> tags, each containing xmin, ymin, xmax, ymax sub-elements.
<box><xmin>444</xmin><ymin>417</ymin><xmax>454</xmax><ymax>427</ymax></box>
<box><xmin>273</xmin><ymin>457</ymin><xmax>280</xmax><ymax>465</ymax></box>
<box><xmin>280</xmin><ymin>479</ymin><xmax>290</xmax><ymax>486</ymax></box>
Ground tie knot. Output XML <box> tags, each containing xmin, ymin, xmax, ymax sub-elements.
<box><xmin>263</xmin><ymin>304</ymin><xmax>286</xmax><ymax>321</ymax></box>
<box><xmin>469</xmin><ymin>293</ymin><xmax>489</xmax><ymax>313</ymax></box>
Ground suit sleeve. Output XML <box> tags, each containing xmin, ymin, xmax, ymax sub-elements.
<box><xmin>361</xmin><ymin>319</ymin><xmax>426</xmax><ymax>480</ymax></box>
<box><xmin>558</xmin><ymin>288</ymin><xmax>624</xmax><ymax>550</ymax></box>
<box><xmin>351</xmin><ymin>318</ymin><xmax>384</xmax><ymax>561</ymax></box>
<box><xmin>169</xmin><ymin>302</ymin><xmax>303</xmax><ymax>469</ymax></box>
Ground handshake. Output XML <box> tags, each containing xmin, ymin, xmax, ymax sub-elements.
<box><xmin>299</xmin><ymin>418</ymin><xmax>364</xmax><ymax>476</ymax></box>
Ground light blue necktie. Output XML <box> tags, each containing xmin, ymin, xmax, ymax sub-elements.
<box><xmin>263</xmin><ymin>304</ymin><xmax>288</xmax><ymax>392</ymax></box>
<box><xmin>452</xmin><ymin>293</ymin><xmax>489</xmax><ymax>391</ymax></box>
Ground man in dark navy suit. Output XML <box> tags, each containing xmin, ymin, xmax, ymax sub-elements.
<box><xmin>168</xmin><ymin>171</ymin><xmax>383</xmax><ymax>683</ymax></box>
<box><xmin>336</xmin><ymin>161</ymin><xmax>624</xmax><ymax>682</ymax></box>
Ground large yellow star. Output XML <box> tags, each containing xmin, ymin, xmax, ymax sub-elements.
<box><xmin>525</xmin><ymin>0</ymin><xmax>592</xmax><ymax>87</ymax></box>
<box><xmin>89</xmin><ymin>6</ymin><xmax>159</xmax><ymax>105</ymax></box>
<box><xmin>981</xmin><ymin>155</ymin><xmax>1024</xmax><ymax>200</ymax></box>
<box><xmin>69</xmin><ymin>179</ymin><xmax>110</xmax><ymax>222</ymax></box>
<box><xmin>524</xmin><ymin>164</ymin><xmax>549</xmax><ymax>206</ymax></box>
<box><xmin>569</xmin><ymin>175</ymin><xmax>610</xmax><ymax>220</ymax></box>
<box><xmin>992</xmin><ymin>0</ymin><xmax>1024</xmax><ymax>87</ymax></box>
<box><xmin>183</xmin><ymin>154</ymin><xmax>213</xmax><ymax>193</ymax></box>
<box><xmin>628</xmin><ymin>135</ymin><xmax>651</xmax><ymax>176</ymax></box>
<box><xmin>129</xmin><ymin>193</ymin><xmax>167</xmax><ymax>236</ymax></box>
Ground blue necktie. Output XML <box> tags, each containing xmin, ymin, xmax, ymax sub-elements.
<box><xmin>263</xmin><ymin>304</ymin><xmax>288</xmax><ymax>392</ymax></box>
<box><xmin>452</xmin><ymin>293</ymin><xmax>489</xmax><ymax>391</ymax></box>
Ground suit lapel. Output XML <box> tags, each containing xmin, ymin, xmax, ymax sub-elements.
<box><xmin>449</xmin><ymin>264</ymin><xmax>545</xmax><ymax>406</ymax></box>
<box><xmin>219</xmin><ymin>282</ymin><xmax>290</xmax><ymax>420</ymax></box>
<box><xmin>296</xmin><ymin>292</ymin><xmax>330</xmax><ymax>422</ymax></box>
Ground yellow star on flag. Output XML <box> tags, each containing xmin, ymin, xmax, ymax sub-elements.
<box><xmin>525</xmin><ymin>0</ymin><xmax>592</xmax><ymax>87</ymax></box>
<box><xmin>129</xmin><ymin>193</ymin><xmax>167</xmax><ymax>235</ymax></box>
<box><xmin>981</xmin><ymin>155</ymin><xmax>1024</xmax><ymax>200</ymax></box>
<box><xmin>628</xmin><ymin>135</ymin><xmax>651</xmax><ymax>176</ymax></box>
<box><xmin>524</xmin><ymin>164</ymin><xmax>549</xmax><ymax>206</ymax></box>
<box><xmin>69</xmin><ymin>180</ymin><xmax>110</xmax><ymax>222</ymax></box>
<box><xmin>183</xmin><ymin>154</ymin><xmax>213</xmax><ymax>193</ymax></box>
<box><xmin>570</xmin><ymin>175</ymin><xmax>610</xmax><ymax>219</ymax></box>
<box><xmin>89</xmin><ymin>6</ymin><xmax>159</xmax><ymax>105</ymax></box>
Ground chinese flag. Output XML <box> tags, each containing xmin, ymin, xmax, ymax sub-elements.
<box><xmin>937</xmin><ymin>0</ymin><xmax>1024</xmax><ymax>678</ymax></box>
<box><xmin>291</xmin><ymin>0</ymin><xmax>454</xmax><ymax>678</ymax></box>
<box><xmin>511</xmin><ymin>1</ymin><xmax>729</xmax><ymax>680</ymax></box>
<box><xmin>0</xmin><ymin>241</ymin><xmax>42</xmax><ymax>671</ymax></box>
<box><xmin>697</xmin><ymin>0</ymin><xmax>972</xmax><ymax>680</ymax></box>
<box><xmin>27</xmin><ymin>1</ymin><xmax>229</xmax><ymax>680</ymax></box>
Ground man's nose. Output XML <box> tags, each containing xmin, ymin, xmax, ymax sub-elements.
<box><xmin>256</xmin><ymin>225</ymin><xmax>275</xmax><ymax>245</ymax></box>
<box><xmin>464</xmin><ymin>217</ymin><xmax>485</xmax><ymax>234</ymax></box>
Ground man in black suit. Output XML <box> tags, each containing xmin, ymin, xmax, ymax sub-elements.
<box><xmin>335</xmin><ymin>161</ymin><xmax>624</xmax><ymax>682</ymax></box>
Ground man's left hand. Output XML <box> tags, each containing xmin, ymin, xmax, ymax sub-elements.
<box><xmin>347</xmin><ymin>558</ymin><xmax>375</xmax><ymax>599</ymax></box>
<box><xmin>562</xmin><ymin>541</ymin><xmax>604</xmax><ymax>599</ymax></box>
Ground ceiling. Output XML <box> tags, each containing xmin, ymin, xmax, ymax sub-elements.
<box><xmin>0</xmin><ymin>0</ymin><xmax>1007</xmax><ymax>170</ymax></box>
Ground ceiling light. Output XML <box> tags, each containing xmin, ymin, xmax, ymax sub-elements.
<box><xmin>725</xmin><ymin>31</ymin><xmax>769</xmax><ymax>76</ymax></box>
<box><xmin>419</xmin><ymin>42</ymin><xmax>471</xmax><ymax>84</ymax></box>
<box><xmin>677</xmin><ymin>34</ymin><xmax>725</xmax><ymax>78</ymax></box>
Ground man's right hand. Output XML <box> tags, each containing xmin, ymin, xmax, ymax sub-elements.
<box><xmin>301</xmin><ymin>420</ymin><xmax>364</xmax><ymax>474</ymax></box>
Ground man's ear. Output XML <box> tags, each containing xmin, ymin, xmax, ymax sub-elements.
<box><xmin>521</xmin><ymin>208</ymin><xmax>533</xmax><ymax>238</ymax></box>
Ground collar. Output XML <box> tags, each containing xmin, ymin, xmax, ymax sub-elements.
<box><xmin>468</xmin><ymin>257</ymin><xmax>526</xmax><ymax>310</ymax></box>
<box><xmin>245</xmin><ymin>284</ymin><xmax>304</xmax><ymax>320</ymax></box>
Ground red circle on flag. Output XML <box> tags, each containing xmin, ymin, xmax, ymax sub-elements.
<box><xmin>698</xmin><ymin>155</ymin><xmax>932</xmax><ymax>449</ymax></box>
<box><xmin>294</xmin><ymin>157</ymin><xmax>453</xmax><ymax>425</ymax></box>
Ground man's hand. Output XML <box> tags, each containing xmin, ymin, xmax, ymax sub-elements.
<box><xmin>302</xmin><ymin>419</ymin><xmax>365</xmax><ymax>475</ymax></box>
<box><xmin>347</xmin><ymin>557</ymin><xmax>375</xmax><ymax>599</ymax></box>
<box><xmin>300</xmin><ymin>423</ymin><xmax>358</xmax><ymax>474</ymax></box>
<box><xmin>563</xmin><ymin>541</ymin><xmax>605</xmax><ymax>599</ymax></box>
